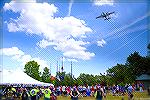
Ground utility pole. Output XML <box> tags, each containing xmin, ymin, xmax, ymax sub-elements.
<box><xmin>50</xmin><ymin>63</ymin><xmax>51</xmax><ymax>76</ymax></box>
<box><xmin>71</xmin><ymin>61</ymin><xmax>73</xmax><ymax>78</ymax></box>
<box><xmin>56</xmin><ymin>61</ymin><xmax>58</xmax><ymax>74</ymax></box>
<box><xmin>58</xmin><ymin>64</ymin><xmax>60</xmax><ymax>72</ymax></box>
<box><xmin>61</xmin><ymin>57</ymin><xmax>64</xmax><ymax>72</ymax></box>
<box><xmin>71</xmin><ymin>61</ymin><xmax>73</xmax><ymax>86</ymax></box>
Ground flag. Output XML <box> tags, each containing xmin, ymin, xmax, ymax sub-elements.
<box><xmin>59</xmin><ymin>75</ymin><xmax>64</xmax><ymax>80</ymax></box>
<box><xmin>56</xmin><ymin>75</ymin><xmax>60</xmax><ymax>81</ymax></box>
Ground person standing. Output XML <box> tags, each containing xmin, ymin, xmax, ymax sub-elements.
<box><xmin>86</xmin><ymin>86</ymin><xmax>91</xmax><ymax>97</ymax></box>
<box><xmin>127</xmin><ymin>84</ymin><xmax>133</xmax><ymax>100</ymax></box>
<box><xmin>11</xmin><ymin>86</ymin><xmax>17</xmax><ymax>98</ymax></box>
<box><xmin>94</xmin><ymin>85</ymin><xmax>104</xmax><ymax>100</ymax></box>
<box><xmin>43</xmin><ymin>87</ymin><xmax>51</xmax><ymax>100</ymax></box>
<box><xmin>62</xmin><ymin>86</ymin><xmax>66</xmax><ymax>96</ymax></box>
<box><xmin>139</xmin><ymin>83</ymin><xmax>143</xmax><ymax>92</ymax></box>
<box><xmin>70</xmin><ymin>87</ymin><xmax>80</xmax><ymax>100</ymax></box>
<box><xmin>22</xmin><ymin>89</ymin><xmax>29</xmax><ymax>100</ymax></box>
<box><xmin>30</xmin><ymin>87</ymin><xmax>39</xmax><ymax>100</ymax></box>
<box><xmin>91</xmin><ymin>85</ymin><xmax>95</xmax><ymax>97</ymax></box>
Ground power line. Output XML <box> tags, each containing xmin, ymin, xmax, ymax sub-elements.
<box><xmin>106</xmin><ymin>30</ymin><xmax>147</xmax><ymax>57</ymax></box>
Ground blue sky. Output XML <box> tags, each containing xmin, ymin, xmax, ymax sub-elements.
<box><xmin>1</xmin><ymin>0</ymin><xmax>149</xmax><ymax>77</ymax></box>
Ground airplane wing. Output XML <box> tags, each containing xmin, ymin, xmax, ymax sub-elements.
<box><xmin>96</xmin><ymin>15</ymin><xmax>103</xmax><ymax>19</ymax></box>
<box><xmin>107</xmin><ymin>11</ymin><xmax>115</xmax><ymax>15</ymax></box>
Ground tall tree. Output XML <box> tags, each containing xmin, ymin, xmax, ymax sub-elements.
<box><xmin>147</xmin><ymin>43</ymin><xmax>150</xmax><ymax>57</ymax></box>
<box><xmin>55</xmin><ymin>71</ymin><xmax>66</xmax><ymax>86</ymax></box>
<box><xmin>41</xmin><ymin>67</ymin><xmax>51</xmax><ymax>83</ymax></box>
<box><xmin>77</xmin><ymin>73</ymin><xmax>96</xmax><ymax>86</ymax></box>
<box><xmin>126</xmin><ymin>51</ymin><xmax>147</xmax><ymax>76</ymax></box>
<box><xmin>142</xmin><ymin>57</ymin><xmax>150</xmax><ymax>74</ymax></box>
<box><xmin>107</xmin><ymin>64</ymin><xmax>133</xmax><ymax>85</ymax></box>
<box><xmin>63</xmin><ymin>73</ymin><xmax>71</xmax><ymax>86</ymax></box>
<box><xmin>147</xmin><ymin>43</ymin><xmax>150</xmax><ymax>50</ymax></box>
<box><xmin>24</xmin><ymin>60</ymin><xmax>41</xmax><ymax>81</ymax></box>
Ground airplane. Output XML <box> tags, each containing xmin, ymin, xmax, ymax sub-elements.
<box><xmin>96</xmin><ymin>11</ymin><xmax>115</xmax><ymax>20</ymax></box>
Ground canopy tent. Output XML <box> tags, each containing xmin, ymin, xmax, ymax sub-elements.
<box><xmin>0</xmin><ymin>69</ymin><xmax>54</xmax><ymax>87</ymax></box>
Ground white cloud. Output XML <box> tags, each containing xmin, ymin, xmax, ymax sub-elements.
<box><xmin>4</xmin><ymin>1</ymin><xmax>94</xmax><ymax>61</ymax></box>
<box><xmin>66</xmin><ymin>58</ymin><xmax>78</xmax><ymax>62</ymax></box>
<box><xmin>37</xmin><ymin>39</ymin><xmax>56</xmax><ymax>48</ymax></box>
<box><xmin>97</xmin><ymin>39</ymin><xmax>106</xmax><ymax>47</ymax></box>
<box><xmin>0</xmin><ymin>47</ymin><xmax>49</xmax><ymax>72</ymax></box>
<box><xmin>94</xmin><ymin>0</ymin><xmax>114</xmax><ymax>6</ymax></box>
<box><xmin>7</xmin><ymin>22</ymin><xmax>20</xmax><ymax>32</ymax></box>
<box><xmin>54</xmin><ymin>39</ymin><xmax>87</xmax><ymax>52</ymax></box>
<box><xmin>63</xmin><ymin>51</ymin><xmax>95</xmax><ymax>60</ymax></box>
<box><xmin>1</xmin><ymin>47</ymin><xmax>24</xmax><ymax>56</ymax></box>
<box><xmin>19</xmin><ymin>55</ymin><xmax>32</xmax><ymax>65</ymax></box>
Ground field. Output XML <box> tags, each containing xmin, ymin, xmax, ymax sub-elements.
<box><xmin>1</xmin><ymin>91</ymin><xmax>150</xmax><ymax>100</ymax></box>
<box><xmin>41</xmin><ymin>91</ymin><xmax>150</xmax><ymax>100</ymax></box>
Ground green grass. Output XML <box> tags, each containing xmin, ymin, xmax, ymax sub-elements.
<box><xmin>2</xmin><ymin>91</ymin><xmax>150</xmax><ymax>100</ymax></box>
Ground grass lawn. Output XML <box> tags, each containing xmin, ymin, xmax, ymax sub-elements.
<box><xmin>2</xmin><ymin>91</ymin><xmax>150</xmax><ymax>100</ymax></box>
<box><xmin>40</xmin><ymin>91</ymin><xmax>150</xmax><ymax>100</ymax></box>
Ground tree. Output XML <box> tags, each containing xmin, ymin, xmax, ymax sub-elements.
<box><xmin>147</xmin><ymin>43</ymin><xmax>150</xmax><ymax>50</ymax></box>
<box><xmin>142</xmin><ymin>57</ymin><xmax>150</xmax><ymax>74</ymax></box>
<box><xmin>77</xmin><ymin>73</ymin><xmax>96</xmax><ymax>86</ymax></box>
<box><xmin>94</xmin><ymin>75</ymin><xmax>102</xmax><ymax>85</ymax></box>
<box><xmin>63</xmin><ymin>73</ymin><xmax>71</xmax><ymax>86</ymax></box>
<box><xmin>24</xmin><ymin>60</ymin><xmax>41</xmax><ymax>81</ymax></box>
<box><xmin>147</xmin><ymin>43</ymin><xmax>150</xmax><ymax>57</ymax></box>
<box><xmin>41</xmin><ymin>67</ymin><xmax>51</xmax><ymax>83</ymax></box>
<box><xmin>126</xmin><ymin>51</ymin><xmax>148</xmax><ymax>76</ymax></box>
<box><xmin>55</xmin><ymin>71</ymin><xmax>66</xmax><ymax>86</ymax></box>
<box><xmin>107</xmin><ymin>64</ymin><xmax>133</xmax><ymax>85</ymax></box>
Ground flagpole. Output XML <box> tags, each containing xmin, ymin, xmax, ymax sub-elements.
<box><xmin>59</xmin><ymin>64</ymin><xmax>60</xmax><ymax>73</ymax></box>
<box><xmin>71</xmin><ymin>61</ymin><xmax>73</xmax><ymax>86</ymax></box>
<box><xmin>71</xmin><ymin>61</ymin><xmax>72</xmax><ymax>79</ymax></box>
<box><xmin>50</xmin><ymin>63</ymin><xmax>51</xmax><ymax>75</ymax></box>
<box><xmin>56</xmin><ymin>61</ymin><xmax>58</xmax><ymax>74</ymax></box>
<box><xmin>61</xmin><ymin>56</ymin><xmax>64</xmax><ymax>72</ymax></box>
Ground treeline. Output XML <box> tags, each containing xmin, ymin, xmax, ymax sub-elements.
<box><xmin>24</xmin><ymin>51</ymin><xmax>150</xmax><ymax>86</ymax></box>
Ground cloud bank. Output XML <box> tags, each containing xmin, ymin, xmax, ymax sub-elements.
<box><xmin>0</xmin><ymin>47</ymin><xmax>49</xmax><ymax>72</ymax></box>
<box><xmin>4</xmin><ymin>1</ymin><xmax>95</xmax><ymax>61</ymax></box>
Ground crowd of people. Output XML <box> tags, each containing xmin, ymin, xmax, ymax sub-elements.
<box><xmin>0</xmin><ymin>82</ymin><xmax>147</xmax><ymax>100</ymax></box>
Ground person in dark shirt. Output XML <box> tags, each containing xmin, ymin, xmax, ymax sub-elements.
<box><xmin>94</xmin><ymin>85</ymin><xmax>104</xmax><ymax>100</ymax></box>
<box><xmin>22</xmin><ymin>89</ymin><xmax>29</xmax><ymax>100</ymax></box>
<box><xmin>70</xmin><ymin>88</ymin><xmax>80</xmax><ymax>100</ymax></box>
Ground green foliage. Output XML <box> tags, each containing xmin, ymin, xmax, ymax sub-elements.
<box><xmin>77</xmin><ymin>73</ymin><xmax>98</xmax><ymax>86</ymax></box>
<box><xmin>55</xmin><ymin>71</ymin><xmax>66</xmax><ymax>86</ymax></box>
<box><xmin>107</xmin><ymin>64</ymin><xmax>134</xmax><ymax>85</ymax></box>
<box><xmin>126</xmin><ymin>51</ymin><xmax>150</xmax><ymax>76</ymax></box>
<box><xmin>41</xmin><ymin>67</ymin><xmax>51</xmax><ymax>83</ymax></box>
<box><xmin>106</xmin><ymin>51</ymin><xmax>150</xmax><ymax>86</ymax></box>
<box><xmin>147</xmin><ymin>43</ymin><xmax>150</xmax><ymax>50</ymax></box>
<box><xmin>24</xmin><ymin>60</ymin><xmax>41</xmax><ymax>81</ymax></box>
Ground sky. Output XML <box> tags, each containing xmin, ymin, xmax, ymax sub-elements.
<box><xmin>0</xmin><ymin>0</ymin><xmax>150</xmax><ymax>78</ymax></box>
